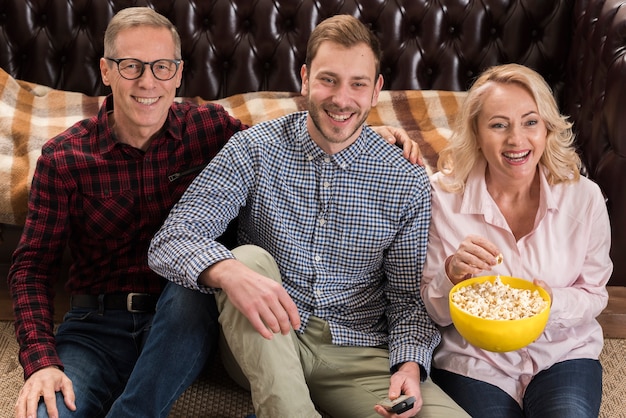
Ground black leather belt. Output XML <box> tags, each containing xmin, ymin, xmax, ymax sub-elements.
<box><xmin>70</xmin><ymin>293</ymin><xmax>159</xmax><ymax>313</ymax></box>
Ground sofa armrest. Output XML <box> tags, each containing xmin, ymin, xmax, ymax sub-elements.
<box><xmin>566</xmin><ymin>0</ymin><xmax>626</xmax><ymax>285</ymax></box>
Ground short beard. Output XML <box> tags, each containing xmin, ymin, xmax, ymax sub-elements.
<box><xmin>308</xmin><ymin>103</ymin><xmax>369</xmax><ymax>146</ymax></box>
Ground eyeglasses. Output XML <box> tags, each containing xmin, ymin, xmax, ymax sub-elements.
<box><xmin>105</xmin><ymin>57</ymin><xmax>181</xmax><ymax>81</ymax></box>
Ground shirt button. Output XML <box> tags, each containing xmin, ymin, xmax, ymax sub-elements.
<box><xmin>319</xmin><ymin>218</ymin><xmax>326</xmax><ymax>226</ymax></box>
<box><xmin>316</xmin><ymin>290</ymin><xmax>322</xmax><ymax>296</ymax></box>
<box><xmin>314</xmin><ymin>255</ymin><xmax>321</xmax><ymax>262</ymax></box>
<box><xmin>323</xmin><ymin>181</ymin><xmax>330</xmax><ymax>188</ymax></box>
<box><xmin>307</xmin><ymin>155</ymin><xmax>314</xmax><ymax>161</ymax></box>
<box><xmin>324</xmin><ymin>156</ymin><xmax>330</xmax><ymax>163</ymax></box>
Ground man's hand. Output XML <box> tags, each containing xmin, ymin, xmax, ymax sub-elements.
<box><xmin>15</xmin><ymin>366</ymin><xmax>75</xmax><ymax>418</ymax></box>
<box><xmin>373</xmin><ymin>361</ymin><xmax>422</xmax><ymax>418</ymax></box>
<box><xmin>201</xmin><ymin>258</ymin><xmax>301</xmax><ymax>339</ymax></box>
<box><xmin>372</xmin><ymin>125</ymin><xmax>424</xmax><ymax>166</ymax></box>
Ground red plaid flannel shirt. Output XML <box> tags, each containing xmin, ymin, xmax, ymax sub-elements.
<box><xmin>8</xmin><ymin>95</ymin><xmax>246</xmax><ymax>378</ymax></box>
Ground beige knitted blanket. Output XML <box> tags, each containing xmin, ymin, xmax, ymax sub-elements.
<box><xmin>0</xmin><ymin>67</ymin><xmax>465</xmax><ymax>225</ymax></box>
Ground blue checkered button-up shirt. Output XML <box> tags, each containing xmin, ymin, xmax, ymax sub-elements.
<box><xmin>149</xmin><ymin>112</ymin><xmax>440</xmax><ymax>371</ymax></box>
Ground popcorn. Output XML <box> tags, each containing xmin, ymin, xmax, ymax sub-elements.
<box><xmin>451</xmin><ymin>276</ymin><xmax>548</xmax><ymax>320</ymax></box>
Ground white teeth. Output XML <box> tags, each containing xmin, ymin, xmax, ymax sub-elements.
<box><xmin>135</xmin><ymin>97</ymin><xmax>158</xmax><ymax>105</ymax></box>
<box><xmin>328</xmin><ymin>111</ymin><xmax>350</xmax><ymax>121</ymax></box>
<box><xmin>504</xmin><ymin>150</ymin><xmax>530</xmax><ymax>160</ymax></box>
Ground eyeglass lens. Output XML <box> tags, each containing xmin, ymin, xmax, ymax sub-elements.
<box><xmin>117</xmin><ymin>59</ymin><xmax>179</xmax><ymax>80</ymax></box>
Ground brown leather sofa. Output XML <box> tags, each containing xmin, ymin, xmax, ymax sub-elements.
<box><xmin>0</xmin><ymin>0</ymin><xmax>625</xmax><ymax>286</ymax></box>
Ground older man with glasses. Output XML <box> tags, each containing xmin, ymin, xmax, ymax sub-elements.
<box><xmin>8</xmin><ymin>7</ymin><xmax>243</xmax><ymax>418</ymax></box>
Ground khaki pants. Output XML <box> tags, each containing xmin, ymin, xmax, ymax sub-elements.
<box><xmin>216</xmin><ymin>245</ymin><xmax>469</xmax><ymax>418</ymax></box>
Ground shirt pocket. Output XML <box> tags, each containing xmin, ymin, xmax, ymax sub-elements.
<box><xmin>76</xmin><ymin>188</ymin><xmax>136</xmax><ymax>239</ymax></box>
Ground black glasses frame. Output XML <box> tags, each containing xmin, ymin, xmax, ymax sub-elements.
<box><xmin>105</xmin><ymin>57</ymin><xmax>181</xmax><ymax>81</ymax></box>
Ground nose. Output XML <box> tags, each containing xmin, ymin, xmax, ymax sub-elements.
<box><xmin>137</xmin><ymin>63</ymin><xmax>158</xmax><ymax>86</ymax></box>
<box><xmin>331</xmin><ymin>82</ymin><xmax>352</xmax><ymax>108</ymax></box>
<box><xmin>507</xmin><ymin>124</ymin><xmax>523</xmax><ymax>145</ymax></box>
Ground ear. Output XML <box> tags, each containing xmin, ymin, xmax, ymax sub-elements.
<box><xmin>100</xmin><ymin>58</ymin><xmax>111</xmax><ymax>86</ymax></box>
<box><xmin>175</xmin><ymin>60</ymin><xmax>184</xmax><ymax>88</ymax></box>
<box><xmin>300</xmin><ymin>64</ymin><xmax>309</xmax><ymax>97</ymax></box>
<box><xmin>371</xmin><ymin>74</ymin><xmax>384</xmax><ymax>107</ymax></box>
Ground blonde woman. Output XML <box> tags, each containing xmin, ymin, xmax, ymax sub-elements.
<box><xmin>421</xmin><ymin>63</ymin><xmax>611</xmax><ymax>417</ymax></box>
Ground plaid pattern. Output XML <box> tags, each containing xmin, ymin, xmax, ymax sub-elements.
<box><xmin>0</xmin><ymin>67</ymin><xmax>466</xmax><ymax>226</ymax></box>
<box><xmin>8</xmin><ymin>94</ymin><xmax>245</xmax><ymax>378</ymax></box>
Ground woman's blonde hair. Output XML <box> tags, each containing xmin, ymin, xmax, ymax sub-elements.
<box><xmin>104</xmin><ymin>7</ymin><xmax>181</xmax><ymax>59</ymax></box>
<box><xmin>437</xmin><ymin>63</ymin><xmax>581</xmax><ymax>192</ymax></box>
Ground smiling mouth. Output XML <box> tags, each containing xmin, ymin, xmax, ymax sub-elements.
<box><xmin>326</xmin><ymin>110</ymin><xmax>352</xmax><ymax>122</ymax></box>
<box><xmin>134</xmin><ymin>96</ymin><xmax>159</xmax><ymax>105</ymax></box>
<box><xmin>503</xmin><ymin>150</ymin><xmax>530</xmax><ymax>162</ymax></box>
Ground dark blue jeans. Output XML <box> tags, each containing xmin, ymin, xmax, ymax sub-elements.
<box><xmin>37</xmin><ymin>281</ymin><xmax>219</xmax><ymax>418</ymax></box>
<box><xmin>431</xmin><ymin>359</ymin><xmax>602</xmax><ymax>418</ymax></box>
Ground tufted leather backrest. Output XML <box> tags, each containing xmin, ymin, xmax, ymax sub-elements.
<box><xmin>1</xmin><ymin>0</ymin><xmax>626</xmax><ymax>285</ymax></box>
<box><xmin>565</xmin><ymin>0</ymin><xmax>626</xmax><ymax>286</ymax></box>
<box><xmin>0</xmin><ymin>0</ymin><xmax>574</xmax><ymax>102</ymax></box>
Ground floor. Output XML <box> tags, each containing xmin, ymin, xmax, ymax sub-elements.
<box><xmin>598</xmin><ymin>286</ymin><xmax>626</xmax><ymax>338</ymax></box>
<box><xmin>1</xmin><ymin>262</ymin><xmax>625</xmax><ymax>338</ymax></box>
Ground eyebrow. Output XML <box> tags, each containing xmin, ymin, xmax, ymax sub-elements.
<box><xmin>489</xmin><ymin>110</ymin><xmax>539</xmax><ymax>121</ymax></box>
<box><xmin>317</xmin><ymin>70</ymin><xmax>373</xmax><ymax>82</ymax></box>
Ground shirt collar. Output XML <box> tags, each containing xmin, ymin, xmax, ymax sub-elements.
<box><xmin>298</xmin><ymin>114</ymin><xmax>367</xmax><ymax>171</ymax></box>
<box><xmin>461</xmin><ymin>159</ymin><xmax>558</xmax><ymax>215</ymax></box>
<box><xmin>97</xmin><ymin>94</ymin><xmax>181</xmax><ymax>154</ymax></box>
<box><xmin>97</xmin><ymin>95</ymin><xmax>118</xmax><ymax>154</ymax></box>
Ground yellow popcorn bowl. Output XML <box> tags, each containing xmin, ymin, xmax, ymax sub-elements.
<box><xmin>449</xmin><ymin>275</ymin><xmax>551</xmax><ymax>352</ymax></box>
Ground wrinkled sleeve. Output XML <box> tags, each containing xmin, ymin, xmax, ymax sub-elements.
<box><xmin>547</xmin><ymin>182</ymin><xmax>611</xmax><ymax>329</ymax></box>
<box><xmin>148</xmin><ymin>131</ymin><xmax>255</xmax><ymax>291</ymax></box>
<box><xmin>8</xmin><ymin>147</ymin><xmax>69</xmax><ymax>378</ymax></box>
<box><xmin>385</xmin><ymin>174</ymin><xmax>441</xmax><ymax>377</ymax></box>
<box><xmin>420</xmin><ymin>179</ymin><xmax>457</xmax><ymax>326</ymax></box>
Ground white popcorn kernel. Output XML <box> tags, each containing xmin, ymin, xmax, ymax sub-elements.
<box><xmin>451</xmin><ymin>276</ymin><xmax>548</xmax><ymax>320</ymax></box>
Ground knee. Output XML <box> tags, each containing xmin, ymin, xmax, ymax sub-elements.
<box><xmin>158</xmin><ymin>282</ymin><xmax>218</xmax><ymax>321</ymax></box>
<box><xmin>231</xmin><ymin>245</ymin><xmax>281</xmax><ymax>282</ymax></box>
<box><xmin>231</xmin><ymin>244</ymin><xmax>272</xmax><ymax>264</ymax></box>
<box><xmin>37</xmin><ymin>391</ymin><xmax>96</xmax><ymax>418</ymax></box>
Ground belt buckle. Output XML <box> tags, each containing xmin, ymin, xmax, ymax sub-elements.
<box><xmin>126</xmin><ymin>292</ymin><xmax>149</xmax><ymax>313</ymax></box>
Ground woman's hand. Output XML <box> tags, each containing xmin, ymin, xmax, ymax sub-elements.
<box><xmin>445</xmin><ymin>235</ymin><xmax>501</xmax><ymax>284</ymax></box>
<box><xmin>533</xmin><ymin>279</ymin><xmax>553</xmax><ymax>304</ymax></box>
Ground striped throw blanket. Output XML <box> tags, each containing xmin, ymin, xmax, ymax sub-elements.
<box><xmin>0</xmin><ymin>67</ymin><xmax>465</xmax><ymax>225</ymax></box>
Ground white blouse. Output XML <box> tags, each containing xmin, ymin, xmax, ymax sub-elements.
<box><xmin>421</xmin><ymin>160</ymin><xmax>612</xmax><ymax>405</ymax></box>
